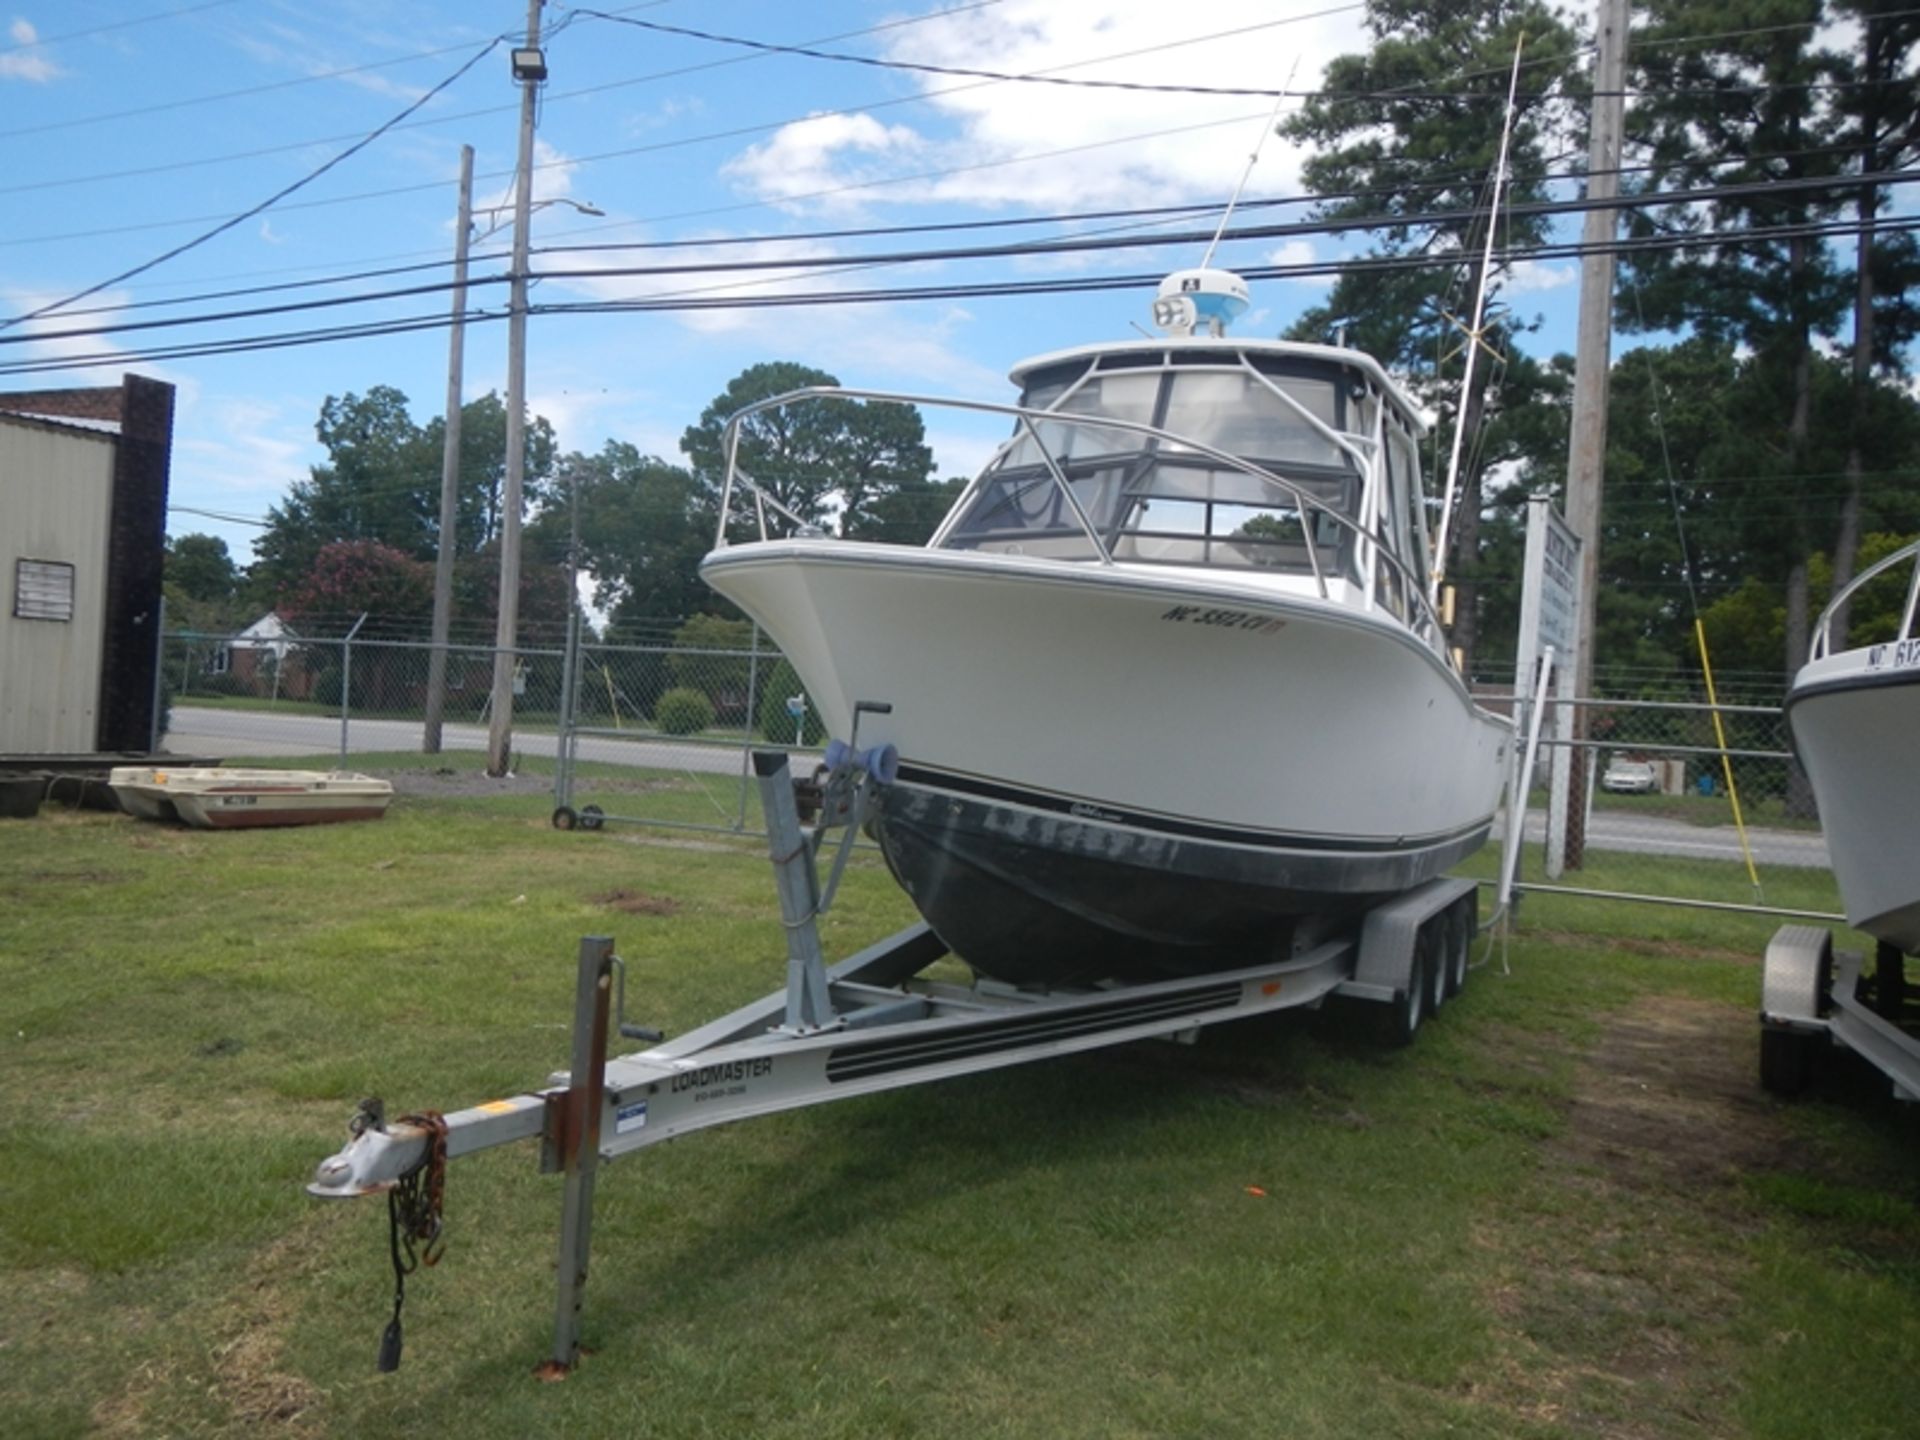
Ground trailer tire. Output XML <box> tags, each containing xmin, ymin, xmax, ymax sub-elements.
<box><xmin>1385</xmin><ymin>928</ymin><xmax>1433</xmax><ymax>1046</ymax></box>
<box><xmin>580</xmin><ymin>804</ymin><xmax>605</xmax><ymax>832</ymax></box>
<box><xmin>1760</xmin><ymin>1026</ymin><xmax>1816</xmax><ymax>1096</ymax></box>
<box><xmin>551</xmin><ymin>806</ymin><xmax>578</xmax><ymax>831</ymax></box>
<box><xmin>1425</xmin><ymin>916</ymin><xmax>1450</xmax><ymax>1015</ymax></box>
<box><xmin>1445</xmin><ymin>900</ymin><xmax>1473</xmax><ymax>999</ymax></box>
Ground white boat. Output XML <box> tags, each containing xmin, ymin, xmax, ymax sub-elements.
<box><xmin>109</xmin><ymin>766</ymin><xmax>393</xmax><ymax>830</ymax></box>
<box><xmin>108</xmin><ymin>766</ymin><xmax>178</xmax><ymax>821</ymax></box>
<box><xmin>701</xmin><ymin>270</ymin><xmax>1512</xmax><ymax>986</ymax></box>
<box><xmin>1785</xmin><ymin>539</ymin><xmax>1920</xmax><ymax>954</ymax></box>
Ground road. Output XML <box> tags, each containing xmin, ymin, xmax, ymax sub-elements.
<box><xmin>164</xmin><ymin>704</ymin><xmax>769</xmax><ymax>778</ymax></box>
<box><xmin>166</xmin><ymin>704</ymin><xmax>1829</xmax><ymax>869</ymax></box>
<box><xmin>1497</xmin><ymin>807</ymin><xmax>1828</xmax><ymax>870</ymax></box>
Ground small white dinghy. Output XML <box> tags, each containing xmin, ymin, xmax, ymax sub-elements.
<box><xmin>109</xmin><ymin>766</ymin><xmax>393</xmax><ymax>830</ymax></box>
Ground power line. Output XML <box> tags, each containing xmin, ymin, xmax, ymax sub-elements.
<box><xmin>574</xmin><ymin>6</ymin><xmax>1917</xmax><ymax>103</ymax></box>
<box><xmin>568</xmin><ymin>5</ymin><xmax>1376</xmax><ymax>100</ymax></box>
<box><xmin>0</xmin><ymin>3</ymin><xmax>1006</xmax><ymax>202</ymax></box>
<box><xmin>10</xmin><ymin>208</ymin><xmax>1918</xmax><ymax>379</ymax></box>
<box><xmin>11</xmin><ymin>166</ymin><xmax>1915</xmax><ymax>351</ymax></box>
<box><xmin>0</xmin><ymin>38</ymin><xmax>506</xmax><ymax>333</ymax></box>
<box><xmin>0</xmin><ymin>42</ymin><xmax>494</xmax><ymax>143</ymax></box>
<box><xmin>0</xmin><ymin>0</ymin><xmax>242</xmax><ymax>53</ymax></box>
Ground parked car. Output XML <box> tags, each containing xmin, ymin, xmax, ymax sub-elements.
<box><xmin>1601</xmin><ymin>756</ymin><xmax>1659</xmax><ymax>794</ymax></box>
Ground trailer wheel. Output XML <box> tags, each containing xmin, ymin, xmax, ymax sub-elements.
<box><xmin>580</xmin><ymin>804</ymin><xmax>605</xmax><ymax>832</ymax></box>
<box><xmin>1760</xmin><ymin>1026</ymin><xmax>1816</xmax><ymax>1096</ymax></box>
<box><xmin>1385</xmin><ymin>928</ymin><xmax>1433</xmax><ymax>1046</ymax></box>
<box><xmin>1425</xmin><ymin>916</ymin><xmax>1450</xmax><ymax>1015</ymax></box>
<box><xmin>1444</xmin><ymin>900</ymin><xmax>1473</xmax><ymax>999</ymax></box>
<box><xmin>551</xmin><ymin>806</ymin><xmax>578</xmax><ymax>831</ymax></box>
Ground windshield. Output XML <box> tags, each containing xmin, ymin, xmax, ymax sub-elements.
<box><xmin>942</xmin><ymin>359</ymin><xmax>1369</xmax><ymax>576</ymax></box>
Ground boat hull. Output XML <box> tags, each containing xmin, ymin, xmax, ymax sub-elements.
<box><xmin>703</xmin><ymin>541</ymin><xmax>1509</xmax><ymax>985</ymax></box>
<box><xmin>109</xmin><ymin>767</ymin><xmax>393</xmax><ymax>830</ymax></box>
<box><xmin>1787</xmin><ymin>650</ymin><xmax>1920</xmax><ymax>953</ymax></box>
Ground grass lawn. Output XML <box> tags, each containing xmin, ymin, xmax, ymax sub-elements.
<box><xmin>2</xmin><ymin>777</ymin><xmax>1916</xmax><ymax>1438</ymax></box>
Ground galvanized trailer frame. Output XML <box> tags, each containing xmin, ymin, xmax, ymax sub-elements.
<box><xmin>309</xmin><ymin>745</ymin><xmax>1479</xmax><ymax>1375</ymax></box>
<box><xmin>1760</xmin><ymin>924</ymin><xmax>1920</xmax><ymax>1102</ymax></box>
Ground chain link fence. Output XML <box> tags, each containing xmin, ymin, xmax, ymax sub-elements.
<box><xmin>159</xmin><ymin>625</ymin><xmax>1841</xmax><ymax>919</ymax></box>
<box><xmin>157</xmin><ymin>625</ymin><xmax>813</xmax><ymax>836</ymax></box>
<box><xmin>1491</xmin><ymin>690</ymin><xmax>1842</xmax><ymax>923</ymax></box>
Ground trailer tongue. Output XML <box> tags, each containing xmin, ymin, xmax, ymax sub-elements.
<box><xmin>308</xmin><ymin>739</ymin><xmax>1480</xmax><ymax>1377</ymax></box>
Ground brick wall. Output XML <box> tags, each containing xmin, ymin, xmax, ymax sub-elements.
<box><xmin>96</xmin><ymin>375</ymin><xmax>174</xmax><ymax>751</ymax></box>
<box><xmin>0</xmin><ymin>386</ymin><xmax>125</xmax><ymax>425</ymax></box>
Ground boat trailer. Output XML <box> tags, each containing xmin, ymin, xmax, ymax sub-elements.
<box><xmin>1761</xmin><ymin>925</ymin><xmax>1920</xmax><ymax>1102</ymax></box>
<box><xmin>308</xmin><ymin>729</ymin><xmax>1480</xmax><ymax>1376</ymax></box>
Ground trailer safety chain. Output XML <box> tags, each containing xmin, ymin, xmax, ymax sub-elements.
<box><xmin>376</xmin><ymin>1110</ymin><xmax>448</xmax><ymax>1373</ymax></box>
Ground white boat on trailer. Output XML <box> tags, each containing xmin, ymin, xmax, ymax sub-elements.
<box><xmin>109</xmin><ymin>766</ymin><xmax>393</xmax><ymax>829</ymax></box>
<box><xmin>701</xmin><ymin>269</ymin><xmax>1511</xmax><ymax>987</ymax></box>
<box><xmin>308</xmin><ymin>745</ymin><xmax>1481</xmax><ymax>1375</ymax></box>
<box><xmin>1762</xmin><ymin>540</ymin><xmax>1920</xmax><ymax>1099</ymax></box>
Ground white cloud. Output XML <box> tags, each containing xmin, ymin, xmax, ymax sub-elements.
<box><xmin>175</xmin><ymin>398</ymin><xmax>311</xmax><ymax>500</ymax></box>
<box><xmin>0</xmin><ymin>18</ymin><xmax>61</xmax><ymax>81</ymax></box>
<box><xmin>719</xmin><ymin>1</ymin><xmax>1367</xmax><ymax>217</ymax></box>
<box><xmin>1505</xmin><ymin>261</ymin><xmax>1575</xmax><ymax>295</ymax></box>
<box><xmin>540</xmin><ymin>231</ymin><xmax>857</xmax><ymax>335</ymax></box>
<box><xmin>1265</xmin><ymin>238</ymin><xmax>1334</xmax><ymax>287</ymax></box>
<box><xmin>722</xmin><ymin>113</ymin><xmax>925</xmax><ymax>211</ymax></box>
<box><xmin>0</xmin><ymin>286</ymin><xmax>152</xmax><ymax>386</ymax></box>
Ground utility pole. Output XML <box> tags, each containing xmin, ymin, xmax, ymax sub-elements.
<box><xmin>424</xmin><ymin>143</ymin><xmax>474</xmax><ymax>756</ymax></box>
<box><xmin>487</xmin><ymin>0</ymin><xmax>545</xmax><ymax>777</ymax></box>
<box><xmin>1561</xmin><ymin>0</ymin><xmax>1629</xmax><ymax>868</ymax></box>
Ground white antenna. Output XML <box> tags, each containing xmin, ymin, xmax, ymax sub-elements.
<box><xmin>1200</xmin><ymin>59</ymin><xmax>1299</xmax><ymax>271</ymax></box>
<box><xmin>1430</xmin><ymin>35</ymin><xmax>1526</xmax><ymax>603</ymax></box>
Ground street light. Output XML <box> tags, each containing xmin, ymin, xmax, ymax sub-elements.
<box><xmin>471</xmin><ymin>196</ymin><xmax>604</xmax><ymax>245</ymax></box>
<box><xmin>486</xmin><ymin>0</ymin><xmax>546</xmax><ymax>778</ymax></box>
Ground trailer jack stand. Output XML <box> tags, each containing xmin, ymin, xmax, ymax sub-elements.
<box><xmin>538</xmin><ymin>934</ymin><xmax>615</xmax><ymax>1377</ymax></box>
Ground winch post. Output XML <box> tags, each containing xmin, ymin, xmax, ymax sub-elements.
<box><xmin>755</xmin><ymin>750</ymin><xmax>836</xmax><ymax>1032</ymax></box>
<box><xmin>545</xmin><ymin>934</ymin><xmax>615</xmax><ymax>1377</ymax></box>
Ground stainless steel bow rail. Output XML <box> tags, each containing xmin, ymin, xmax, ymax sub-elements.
<box><xmin>308</xmin><ymin>726</ymin><xmax>1480</xmax><ymax>1378</ymax></box>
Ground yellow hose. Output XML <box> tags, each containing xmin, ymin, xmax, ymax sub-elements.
<box><xmin>1695</xmin><ymin>617</ymin><xmax>1762</xmax><ymax>897</ymax></box>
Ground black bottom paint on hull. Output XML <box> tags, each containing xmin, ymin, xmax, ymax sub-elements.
<box><xmin>873</xmin><ymin>782</ymin><xmax>1492</xmax><ymax>988</ymax></box>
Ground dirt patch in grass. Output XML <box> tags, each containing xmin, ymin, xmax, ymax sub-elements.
<box><xmin>591</xmin><ymin>887</ymin><xmax>681</xmax><ymax>917</ymax></box>
<box><xmin>1529</xmin><ymin>927</ymin><xmax>1761</xmax><ymax>965</ymax></box>
<box><xmin>1472</xmin><ymin>994</ymin><xmax>1807</xmax><ymax>1436</ymax></box>
<box><xmin>1561</xmin><ymin>994</ymin><xmax>1803</xmax><ymax>1193</ymax></box>
<box><xmin>89</xmin><ymin>1229</ymin><xmax>326</xmax><ymax>1438</ymax></box>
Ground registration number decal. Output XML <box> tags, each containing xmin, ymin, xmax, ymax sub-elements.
<box><xmin>1159</xmin><ymin>604</ymin><xmax>1286</xmax><ymax>635</ymax></box>
<box><xmin>1867</xmin><ymin>639</ymin><xmax>1920</xmax><ymax>671</ymax></box>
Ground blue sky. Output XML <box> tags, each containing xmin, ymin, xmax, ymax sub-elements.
<box><xmin>1</xmin><ymin>0</ymin><xmax>1589</xmax><ymax>565</ymax></box>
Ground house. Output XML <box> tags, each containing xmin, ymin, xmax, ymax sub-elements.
<box><xmin>0</xmin><ymin>375</ymin><xmax>174</xmax><ymax>756</ymax></box>
<box><xmin>224</xmin><ymin>610</ymin><xmax>321</xmax><ymax>701</ymax></box>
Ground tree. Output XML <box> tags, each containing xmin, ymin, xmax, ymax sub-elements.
<box><xmin>1825</xmin><ymin>1</ymin><xmax>1920</xmax><ymax>644</ymax></box>
<box><xmin>422</xmin><ymin>390</ymin><xmax>559</xmax><ymax>557</ymax></box>
<box><xmin>279</xmin><ymin>540</ymin><xmax>433</xmax><ymax>630</ymax></box>
<box><xmin>534</xmin><ymin>442</ymin><xmax>715</xmax><ymax>630</ymax></box>
<box><xmin>1280</xmin><ymin>0</ymin><xmax>1585</xmax><ymax>671</ymax></box>
<box><xmin>253</xmin><ymin>387</ymin><xmax>556</xmax><ymax>600</ymax></box>
<box><xmin>165</xmin><ymin>533</ymin><xmax>239</xmax><ymax>604</ymax></box>
<box><xmin>681</xmin><ymin>361</ymin><xmax>934</xmax><ymax>539</ymax></box>
<box><xmin>842</xmin><ymin>474</ymin><xmax>967</xmax><ymax>546</ymax></box>
<box><xmin>1622</xmin><ymin>0</ymin><xmax>1852</xmax><ymax>697</ymax></box>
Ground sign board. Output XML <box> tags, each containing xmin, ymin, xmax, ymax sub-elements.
<box><xmin>1513</xmin><ymin>495</ymin><xmax>1580</xmax><ymax>690</ymax></box>
<box><xmin>1512</xmin><ymin>496</ymin><xmax>1584</xmax><ymax>879</ymax></box>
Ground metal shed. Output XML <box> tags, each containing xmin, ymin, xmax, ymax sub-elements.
<box><xmin>0</xmin><ymin>375</ymin><xmax>173</xmax><ymax>757</ymax></box>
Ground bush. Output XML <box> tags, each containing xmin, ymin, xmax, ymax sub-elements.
<box><xmin>654</xmin><ymin>686</ymin><xmax>716</xmax><ymax>736</ymax></box>
<box><xmin>756</xmin><ymin>660</ymin><xmax>826</xmax><ymax>746</ymax></box>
